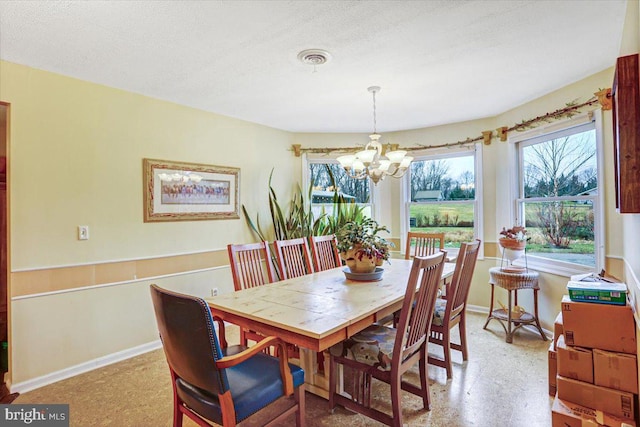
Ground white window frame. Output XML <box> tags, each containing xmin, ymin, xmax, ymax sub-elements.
<box><xmin>302</xmin><ymin>153</ymin><xmax>378</xmax><ymax>221</ymax></box>
<box><xmin>509</xmin><ymin>111</ymin><xmax>604</xmax><ymax>276</ymax></box>
<box><xmin>400</xmin><ymin>143</ymin><xmax>483</xmax><ymax>259</ymax></box>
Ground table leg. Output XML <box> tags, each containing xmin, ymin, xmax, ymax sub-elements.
<box><xmin>299</xmin><ymin>348</ymin><xmax>351</xmax><ymax>399</ymax></box>
<box><xmin>506</xmin><ymin>289</ymin><xmax>513</xmax><ymax>343</ymax></box>
<box><xmin>483</xmin><ymin>283</ymin><xmax>496</xmax><ymax>329</ymax></box>
<box><xmin>532</xmin><ymin>288</ymin><xmax>548</xmax><ymax>341</ymax></box>
<box><xmin>299</xmin><ymin>348</ymin><xmax>329</xmax><ymax>398</ymax></box>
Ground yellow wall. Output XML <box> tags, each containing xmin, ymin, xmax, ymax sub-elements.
<box><xmin>0</xmin><ymin>61</ymin><xmax>300</xmax><ymax>386</ymax></box>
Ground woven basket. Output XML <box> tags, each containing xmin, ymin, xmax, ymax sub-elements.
<box><xmin>499</xmin><ymin>238</ymin><xmax>526</xmax><ymax>250</ymax></box>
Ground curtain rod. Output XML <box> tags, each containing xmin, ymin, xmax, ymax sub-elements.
<box><xmin>291</xmin><ymin>88</ymin><xmax>611</xmax><ymax>157</ymax></box>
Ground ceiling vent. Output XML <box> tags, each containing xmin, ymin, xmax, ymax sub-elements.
<box><xmin>297</xmin><ymin>49</ymin><xmax>331</xmax><ymax>67</ymax></box>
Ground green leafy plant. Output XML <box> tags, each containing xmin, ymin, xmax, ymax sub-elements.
<box><xmin>242</xmin><ymin>169</ymin><xmax>327</xmax><ymax>242</ymax></box>
<box><xmin>335</xmin><ymin>218</ymin><xmax>394</xmax><ymax>262</ymax></box>
<box><xmin>242</xmin><ymin>166</ymin><xmax>371</xmax><ymax>242</ymax></box>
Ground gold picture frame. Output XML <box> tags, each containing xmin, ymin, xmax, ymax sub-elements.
<box><xmin>143</xmin><ymin>158</ymin><xmax>240</xmax><ymax>222</ymax></box>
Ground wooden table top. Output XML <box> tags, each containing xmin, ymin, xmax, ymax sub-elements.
<box><xmin>206</xmin><ymin>259</ymin><xmax>455</xmax><ymax>352</ymax></box>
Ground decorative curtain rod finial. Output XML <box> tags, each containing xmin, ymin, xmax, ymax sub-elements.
<box><xmin>497</xmin><ymin>126</ymin><xmax>508</xmax><ymax>142</ymax></box>
<box><xmin>594</xmin><ymin>88</ymin><xmax>612</xmax><ymax>111</ymax></box>
<box><xmin>481</xmin><ymin>130</ymin><xmax>493</xmax><ymax>145</ymax></box>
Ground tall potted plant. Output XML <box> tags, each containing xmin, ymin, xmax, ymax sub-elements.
<box><xmin>335</xmin><ymin>218</ymin><xmax>393</xmax><ymax>273</ymax></box>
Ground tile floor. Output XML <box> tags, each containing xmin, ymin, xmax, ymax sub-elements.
<box><xmin>15</xmin><ymin>311</ymin><xmax>552</xmax><ymax>426</ymax></box>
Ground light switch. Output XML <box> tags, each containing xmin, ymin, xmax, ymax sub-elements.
<box><xmin>78</xmin><ymin>225</ymin><xmax>89</xmax><ymax>240</ymax></box>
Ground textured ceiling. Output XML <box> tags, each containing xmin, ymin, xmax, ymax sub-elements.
<box><xmin>0</xmin><ymin>1</ymin><xmax>628</xmax><ymax>133</ymax></box>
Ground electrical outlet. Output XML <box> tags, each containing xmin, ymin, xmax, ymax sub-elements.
<box><xmin>211</xmin><ymin>288</ymin><xmax>218</xmax><ymax>297</ymax></box>
<box><xmin>78</xmin><ymin>225</ymin><xmax>89</xmax><ymax>240</ymax></box>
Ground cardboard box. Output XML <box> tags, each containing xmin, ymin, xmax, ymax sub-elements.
<box><xmin>552</xmin><ymin>396</ymin><xmax>637</xmax><ymax>427</ymax></box>
<box><xmin>549</xmin><ymin>342</ymin><xmax>557</xmax><ymax>396</ymax></box>
<box><xmin>593</xmin><ymin>348</ymin><xmax>639</xmax><ymax>394</ymax></box>
<box><xmin>554</xmin><ymin>311</ymin><xmax>563</xmax><ymax>351</ymax></box>
<box><xmin>557</xmin><ymin>375</ymin><xmax>636</xmax><ymax>421</ymax></box>
<box><xmin>561</xmin><ymin>295</ymin><xmax>636</xmax><ymax>354</ymax></box>
<box><xmin>557</xmin><ymin>334</ymin><xmax>594</xmax><ymax>384</ymax></box>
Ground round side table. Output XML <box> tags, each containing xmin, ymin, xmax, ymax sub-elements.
<box><xmin>483</xmin><ymin>267</ymin><xmax>547</xmax><ymax>343</ymax></box>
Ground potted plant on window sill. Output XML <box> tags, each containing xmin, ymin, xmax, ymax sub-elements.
<box><xmin>336</xmin><ymin>218</ymin><xmax>393</xmax><ymax>274</ymax></box>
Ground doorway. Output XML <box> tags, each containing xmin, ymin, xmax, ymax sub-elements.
<box><xmin>0</xmin><ymin>102</ymin><xmax>15</xmax><ymax>402</ymax></box>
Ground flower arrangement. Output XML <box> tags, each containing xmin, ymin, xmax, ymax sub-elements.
<box><xmin>499</xmin><ymin>226</ymin><xmax>527</xmax><ymax>241</ymax></box>
<box><xmin>336</xmin><ymin>218</ymin><xmax>394</xmax><ymax>272</ymax></box>
<box><xmin>499</xmin><ymin>226</ymin><xmax>528</xmax><ymax>250</ymax></box>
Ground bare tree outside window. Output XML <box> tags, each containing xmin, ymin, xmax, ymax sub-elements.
<box><xmin>519</xmin><ymin>126</ymin><xmax>598</xmax><ymax>267</ymax></box>
<box><xmin>309</xmin><ymin>163</ymin><xmax>370</xmax><ymax>203</ymax></box>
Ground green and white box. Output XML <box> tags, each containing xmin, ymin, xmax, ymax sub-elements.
<box><xmin>567</xmin><ymin>280</ymin><xmax>627</xmax><ymax>305</ymax></box>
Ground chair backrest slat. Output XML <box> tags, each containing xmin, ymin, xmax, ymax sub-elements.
<box><xmin>394</xmin><ymin>252</ymin><xmax>446</xmax><ymax>360</ymax></box>
<box><xmin>405</xmin><ymin>232</ymin><xmax>445</xmax><ymax>259</ymax></box>
<box><xmin>450</xmin><ymin>240</ymin><xmax>481</xmax><ymax>314</ymax></box>
<box><xmin>150</xmin><ymin>285</ymin><xmax>228</xmax><ymax>396</ymax></box>
<box><xmin>310</xmin><ymin>235</ymin><xmax>341</xmax><ymax>272</ymax></box>
<box><xmin>274</xmin><ymin>238</ymin><xmax>314</xmax><ymax>279</ymax></box>
<box><xmin>228</xmin><ymin>242</ymin><xmax>276</xmax><ymax>291</ymax></box>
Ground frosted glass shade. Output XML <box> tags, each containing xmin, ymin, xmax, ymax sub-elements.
<box><xmin>378</xmin><ymin>159</ymin><xmax>391</xmax><ymax>172</ymax></box>
<box><xmin>356</xmin><ymin>149</ymin><xmax>376</xmax><ymax>164</ymax></box>
<box><xmin>336</xmin><ymin>155</ymin><xmax>356</xmax><ymax>168</ymax></box>
<box><xmin>385</xmin><ymin>150</ymin><xmax>407</xmax><ymax>163</ymax></box>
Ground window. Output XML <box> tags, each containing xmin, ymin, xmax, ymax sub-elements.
<box><xmin>403</xmin><ymin>146</ymin><xmax>481</xmax><ymax>254</ymax></box>
<box><xmin>306</xmin><ymin>160</ymin><xmax>373</xmax><ymax>219</ymax></box>
<box><xmin>516</xmin><ymin>120</ymin><xmax>601</xmax><ymax>272</ymax></box>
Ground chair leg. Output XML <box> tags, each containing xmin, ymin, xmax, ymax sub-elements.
<box><xmin>173</xmin><ymin>406</ymin><xmax>183</xmax><ymax>427</ymax></box>
<box><xmin>363</xmin><ymin>373</ymin><xmax>372</xmax><ymax>407</ymax></box>
<box><xmin>443</xmin><ymin>329</ymin><xmax>452</xmax><ymax>379</ymax></box>
<box><xmin>295</xmin><ymin>384</ymin><xmax>306</xmax><ymax>427</ymax></box>
<box><xmin>419</xmin><ymin>348</ymin><xmax>431</xmax><ymax>410</ymax></box>
<box><xmin>459</xmin><ymin>312</ymin><xmax>469</xmax><ymax>361</ymax></box>
<box><xmin>390</xmin><ymin>374</ymin><xmax>403</xmax><ymax>427</ymax></box>
<box><xmin>171</xmin><ymin>373</ymin><xmax>183</xmax><ymax>427</ymax></box>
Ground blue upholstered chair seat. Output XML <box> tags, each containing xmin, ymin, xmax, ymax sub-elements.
<box><xmin>176</xmin><ymin>344</ymin><xmax>304</xmax><ymax>424</ymax></box>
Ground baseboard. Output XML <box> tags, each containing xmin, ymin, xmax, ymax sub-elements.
<box><xmin>10</xmin><ymin>340</ymin><xmax>162</xmax><ymax>394</ymax></box>
<box><xmin>466</xmin><ymin>304</ymin><xmax>489</xmax><ymax>314</ymax></box>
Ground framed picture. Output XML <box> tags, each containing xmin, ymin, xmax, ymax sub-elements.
<box><xmin>143</xmin><ymin>158</ymin><xmax>240</xmax><ymax>222</ymax></box>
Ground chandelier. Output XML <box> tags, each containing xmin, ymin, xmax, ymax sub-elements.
<box><xmin>336</xmin><ymin>86</ymin><xmax>413</xmax><ymax>185</ymax></box>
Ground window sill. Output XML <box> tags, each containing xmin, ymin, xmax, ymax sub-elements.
<box><xmin>511</xmin><ymin>256</ymin><xmax>594</xmax><ymax>278</ymax></box>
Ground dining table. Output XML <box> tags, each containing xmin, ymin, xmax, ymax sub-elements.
<box><xmin>205</xmin><ymin>258</ymin><xmax>455</xmax><ymax>398</ymax></box>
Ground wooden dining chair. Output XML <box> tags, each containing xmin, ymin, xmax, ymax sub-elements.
<box><xmin>428</xmin><ymin>239</ymin><xmax>481</xmax><ymax>379</ymax></box>
<box><xmin>274</xmin><ymin>237</ymin><xmax>314</xmax><ymax>280</ymax></box>
<box><xmin>309</xmin><ymin>235</ymin><xmax>341</xmax><ymax>272</ymax></box>
<box><xmin>391</xmin><ymin>230</ymin><xmax>445</xmax><ymax>328</ymax></box>
<box><xmin>227</xmin><ymin>242</ymin><xmax>276</xmax><ymax>346</ymax></box>
<box><xmin>404</xmin><ymin>231</ymin><xmax>445</xmax><ymax>259</ymax></box>
<box><xmin>227</xmin><ymin>242</ymin><xmax>276</xmax><ymax>291</ymax></box>
<box><xmin>150</xmin><ymin>285</ymin><xmax>305</xmax><ymax>427</ymax></box>
<box><xmin>328</xmin><ymin>252</ymin><xmax>446</xmax><ymax>427</ymax></box>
